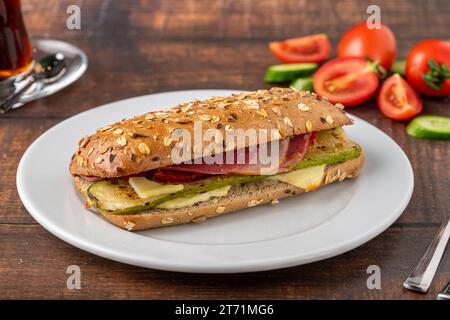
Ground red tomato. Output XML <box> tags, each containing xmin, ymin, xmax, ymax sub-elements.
<box><xmin>338</xmin><ymin>22</ymin><xmax>397</xmax><ymax>70</ymax></box>
<box><xmin>313</xmin><ymin>57</ymin><xmax>379</xmax><ymax>107</ymax></box>
<box><xmin>405</xmin><ymin>39</ymin><xmax>450</xmax><ymax>97</ymax></box>
<box><xmin>377</xmin><ymin>74</ymin><xmax>423</xmax><ymax>120</ymax></box>
<box><xmin>269</xmin><ymin>34</ymin><xmax>332</xmax><ymax>63</ymax></box>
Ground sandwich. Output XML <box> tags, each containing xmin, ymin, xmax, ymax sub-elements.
<box><xmin>70</xmin><ymin>88</ymin><xmax>364</xmax><ymax>231</ymax></box>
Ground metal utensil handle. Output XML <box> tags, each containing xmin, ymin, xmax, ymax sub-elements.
<box><xmin>437</xmin><ymin>281</ymin><xmax>450</xmax><ymax>300</ymax></box>
<box><xmin>0</xmin><ymin>75</ymin><xmax>35</xmax><ymax>114</ymax></box>
<box><xmin>403</xmin><ymin>216</ymin><xmax>450</xmax><ymax>293</ymax></box>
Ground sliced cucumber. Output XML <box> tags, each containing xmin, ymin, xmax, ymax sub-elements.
<box><xmin>145</xmin><ymin>175</ymin><xmax>268</xmax><ymax>209</ymax></box>
<box><xmin>288</xmin><ymin>146</ymin><xmax>361</xmax><ymax>170</ymax></box>
<box><xmin>391</xmin><ymin>59</ymin><xmax>406</xmax><ymax>76</ymax></box>
<box><xmin>264</xmin><ymin>63</ymin><xmax>318</xmax><ymax>83</ymax></box>
<box><xmin>406</xmin><ymin>115</ymin><xmax>450</xmax><ymax>140</ymax></box>
<box><xmin>87</xmin><ymin>180</ymin><xmax>160</xmax><ymax>213</ymax></box>
<box><xmin>291</xmin><ymin>77</ymin><xmax>314</xmax><ymax>91</ymax></box>
<box><xmin>88</xmin><ymin>175</ymin><xmax>267</xmax><ymax>214</ymax></box>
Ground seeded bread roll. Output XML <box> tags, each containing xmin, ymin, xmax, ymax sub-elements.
<box><xmin>70</xmin><ymin>88</ymin><xmax>351</xmax><ymax>178</ymax></box>
<box><xmin>72</xmin><ymin>154</ymin><xmax>364</xmax><ymax>231</ymax></box>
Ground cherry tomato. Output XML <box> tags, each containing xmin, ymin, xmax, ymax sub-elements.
<box><xmin>269</xmin><ymin>34</ymin><xmax>332</xmax><ymax>63</ymax></box>
<box><xmin>405</xmin><ymin>39</ymin><xmax>450</xmax><ymax>97</ymax></box>
<box><xmin>377</xmin><ymin>74</ymin><xmax>423</xmax><ymax>120</ymax></box>
<box><xmin>338</xmin><ymin>22</ymin><xmax>397</xmax><ymax>70</ymax></box>
<box><xmin>313</xmin><ymin>57</ymin><xmax>379</xmax><ymax>107</ymax></box>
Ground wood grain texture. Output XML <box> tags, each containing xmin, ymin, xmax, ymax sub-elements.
<box><xmin>0</xmin><ymin>224</ymin><xmax>448</xmax><ymax>299</ymax></box>
<box><xmin>0</xmin><ymin>0</ymin><xmax>449</xmax><ymax>299</ymax></box>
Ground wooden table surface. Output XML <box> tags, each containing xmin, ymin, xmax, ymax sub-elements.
<box><xmin>1</xmin><ymin>0</ymin><xmax>449</xmax><ymax>300</ymax></box>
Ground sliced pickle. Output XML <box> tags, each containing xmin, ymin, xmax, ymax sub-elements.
<box><xmin>87</xmin><ymin>175</ymin><xmax>267</xmax><ymax>215</ymax></box>
<box><xmin>87</xmin><ymin>180</ymin><xmax>160</xmax><ymax>213</ymax></box>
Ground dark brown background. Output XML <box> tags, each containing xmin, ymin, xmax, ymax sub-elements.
<box><xmin>1</xmin><ymin>0</ymin><xmax>449</xmax><ymax>299</ymax></box>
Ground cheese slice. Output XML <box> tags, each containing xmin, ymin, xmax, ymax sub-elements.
<box><xmin>271</xmin><ymin>165</ymin><xmax>325</xmax><ymax>191</ymax></box>
<box><xmin>129</xmin><ymin>177</ymin><xmax>184</xmax><ymax>198</ymax></box>
<box><xmin>157</xmin><ymin>186</ymin><xmax>231</xmax><ymax>209</ymax></box>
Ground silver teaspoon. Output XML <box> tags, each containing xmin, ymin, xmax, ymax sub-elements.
<box><xmin>0</xmin><ymin>53</ymin><xmax>66</xmax><ymax>114</ymax></box>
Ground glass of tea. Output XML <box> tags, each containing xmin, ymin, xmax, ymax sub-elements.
<box><xmin>0</xmin><ymin>0</ymin><xmax>33</xmax><ymax>85</ymax></box>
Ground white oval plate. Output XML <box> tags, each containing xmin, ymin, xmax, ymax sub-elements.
<box><xmin>17</xmin><ymin>90</ymin><xmax>413</xmax><ymax>273</ymax></box>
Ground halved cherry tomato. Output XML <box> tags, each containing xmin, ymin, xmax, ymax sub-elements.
<box><xmin>269</xmin><ymin>34</ymin><xmax>332</xmax><ymax>63</ymax></box>
<box><xmin>406</xmin><ymin>39</ymin><xmax>450</xmax><ymax>97</ymax></box>
<box><xmin>377</xmin><ymin>74</ymin><xmax>423</xmax><ymax>121</ymax></box>
<box><xmin>313</xmin><ymin>57</ymin><xmax>379</xmax><ymax>107</ymax></box>
<box><xmin>338</xmin><ymin>22</ymin><xmax>397</xmax><ymax>70</ymax></box>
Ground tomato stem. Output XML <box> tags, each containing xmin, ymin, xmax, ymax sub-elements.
<box><xmin>422</xmin><ymin>59</ymin><xmax>450</xmax><ymax>90</ymax></box>
<box><xmin>366</xmin><ymin>59</ymin><xmax>387</xmax><ymax>79</ymax></box>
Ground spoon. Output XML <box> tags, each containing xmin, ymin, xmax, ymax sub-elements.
<box><xmin>0</xmin><ymin>53</ymin><xmax>66</xmax><ymax>114</ymax></box>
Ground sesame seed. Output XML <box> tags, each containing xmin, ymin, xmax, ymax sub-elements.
<box><xmin>339</xmin><ymin>172</ymin><xmax>347</xmax><ymax>182</ymax></box>
<box><xmin>164</xmin><ymin>137</ymin><xmax>172</xmax><ymax>147</ymax></box>
<box><xmin>79</xmin><ymin>137</ymin><xmax>90</xmax><ymax>148</ymax></box>
<box><xmin>113</xmin><ymin>129</ymin><xmax>124</xmax><ymax>135</ymax></box>
<box><xmin>211</xmin><ymin>115</ymin><xmax>221</xmax><ymax>123</ymax></box>
<box><xmin>257</xmin><ymin>109</ymin><xmax>268</xmax><ymax>117</ymax></box>
<box><xmin>116</xmin><ymin>136</ymin><xmax>128</xmax><ymax>146</ymax></box>
<box><xmin>138</xmin><ymin>142</ymin><xmax>151</xmax><ymax>155</ymax></box>
<box><xmin>95</xmin><ymin>157</ymin><xmax>103</xmax><ymax>164</ymax></box>
<box><xmin>244</xmin><ymin>100</ymin><xmax>260</xmax><ymax>109</ymax></box>
<box><xmin>306</xmin><ymin>120</ymin><xmax>313</xmax><ymax>132</ymax></box>
<box><xmin>100</xmin><ymin>125</ymin><xmax>113</xmax><ymax>132</ymax></box>
<box><xmin>174</xmin><ymin>117</ymin><xmax>192</xmax><ymax>124</ymax></box>
<box><xmin>284</xmin><ymin>117</ymin><xmax>293</xmax><ymax>128</ymax></box>
<box><xmin>247</xmin><ymin>199</ymin><xmax>263</xmax><ymax>207</ymax></box>
<box><xmin>272</xmin><ymin>107</ymin><xmax>281</xmax><ymax>116</ymax></box>
<box><xmin>124</xmin><ymin>221</ymin><xmax>135</xmax><ymax>231</ymax></box>
<box><xmin>77</xmin><ymin>157</ymin><xmax>87</xmax><ymax>167</ymax></box>
<box><xmin>192</xmin><ymin>216</ymin><xmax>207</xmax><ymax>223</ymax></box>
<box><xmin>335</xmin><ymin>103</ymin><xmax>345</xmax><ymax>109</ymax></box>
<box><xmin>297</xmin><ymin>103</ymin><xmax>310</xmax><ymax>111</ymax></box>
<box><xmin>162</xmin><ymin>217</ymin><xmax>174</xmax><ymax>224</ymax></box>
<box><xmin>326</xmin><ymin>115</ymin><xmax>334</xmax><ymax>124</ymax></box>
<box><xmin>271</xmin><ymin>199</ymin><xmax>279</xmax><ymax>205</ymax></box>
<box><xmin>199</xmin><ymin>114</ymin><xmax>212</xmax><ymax>121</ymax></box>
<box><xmin>216</xmin><ymin>206</ymin><xmax>226</xmax><ymax>213</ymax></box>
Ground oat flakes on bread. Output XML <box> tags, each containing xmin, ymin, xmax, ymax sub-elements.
<box><xmin>70</xmin><ymin>88</ymin><xmax>351</xmax><ymax>178</ymax></box>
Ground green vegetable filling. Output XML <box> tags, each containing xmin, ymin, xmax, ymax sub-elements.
<box><xmin>87</xmin><ymin>128</ymin><xmax>361</xmax><ymax>214</ymax></box>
